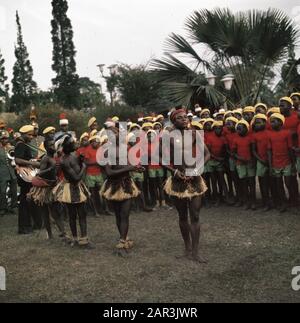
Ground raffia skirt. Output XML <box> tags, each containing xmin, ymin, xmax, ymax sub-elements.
<box><xmin>53</xmin><ymin>180</ymin><xmax>90</xmax><ymax>204</ymax></box>
<box><xmin>164</xmin><ymin>175</ymin><xmax>207</xmax><ymax>200</ymax></box>
<box><xmin>100</xmin><ymin>177</ymin><xmax>140</xmax><ymax>202</ymax></box>
<box><xmin>27</xmin><ymin>176</ymin><xmax>56</xmax><ymax>206</ymax></box>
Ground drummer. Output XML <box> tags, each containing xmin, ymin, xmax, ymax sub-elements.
<box><xmin>14</xmin><ymin>125</ymin><xmax>40</xmax><ymax>234</ymax></box>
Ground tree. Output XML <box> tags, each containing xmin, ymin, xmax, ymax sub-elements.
<box><xmin>78</xmin><ymin>77</ymin><xmax>105</xmax><ymax>109</ymax></box>
<box><xmin>51</xmin><ymin>0</ymin><xmax>80</xmax><ymax>109</ymax></box>
<box><xmin>0</xmin><ymin>50</ymin><xmax>9</xmax><ymax>112</ymax></box>
<box><xmin>11</xmin><ymin>11</ymin><xmax>37</xmax><ymax>113</ymax></box>
<box><xmin>115</xmin><ymin>63</ymin><xmax>172</xmax><ymax>112</ymax></box>
<box><xmin>152</xmin><ymin>8</ymin><xmax>298</xmax><ymax>107</ymax></box>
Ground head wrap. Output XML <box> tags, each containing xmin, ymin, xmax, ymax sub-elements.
<box><xmin>88</xmin><ymin>117</ymin><xmax>97</xmax><ymax>128</ymax></box>
<box><xmin>270</xmin><ymin>113</ymin><xmax>285</xmax><ymax>125</ymax></box>
<box><xmin>170</xmin><ymin>109</ymin><xmax>186</xmax><ymax>123</ymax></box>
<box><xmin>59</xmin><ymin>113</ymin><xmax>69</xmax><ymax>126</ymax></box>
<box><xmin>236</xmin><ymin>119</ymin><xmax>250</xmax><ymax>131</ymax></box>
<box><xmin>195</xmin><ymin>107</ymin><xmax>202</xmax><ymax>113</ymax></box>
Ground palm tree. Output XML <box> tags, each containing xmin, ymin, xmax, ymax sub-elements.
<box><xmin>151</xmin><ymin>8</ymin><xmax>298</xmax><ymax>108</ymax></box>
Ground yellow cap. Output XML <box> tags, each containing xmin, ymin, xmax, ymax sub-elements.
<box><xmin>155</xmin><ymin>114</ymin><xmax>164</xmax><ymax>121</ymax></box>
<box><xmin>233</xmin><ymin>109</ymin><xmax>242</xmax><ymax>116</ymax></box>
<box><xmin>236</xmin><ymin>119</ymin><xmax>250</xmax><ymax>131</ymax></box>
<box><xmin>191</xmin><ymin>121</ymin><xmax>203</xmax><ymax>130</ymax></box>
<box><xmin>224</xmin><ymin>111</ymin><xmax>233</xmax><ymax>117</ymax></box>
<box><xmin>212</xmin><ymin>121</ymin><xmax>224</xmax><ymax>128</ymax></box>
<box><xmin>253</xmin><ymin>113</ymin><xmax>268</xmax><ymax>122</ymax></box>
<box><xmin>129</xmin><ymin>123</ymin><xmax>140</xmax><ymax>132</ymax></box>
<box><xmin>153</xmin><ymin>122</ymin><xmax>162</xmax><ymax>128</ymax></box>
<box><xmin>243</xmin><ymin>106</ymin><xmax>255</xmax><ymax>113</ymax></box>
<box><xmin>88</xmin><ymin>117</ymin><xmax>97</xmax><ymax>128</ymax></box>
<box><xmin>254</xmin><ymin>103</ymin><xmax>267</xmax><ymax>112</ymax></box>
<box><xmin>90</xmin><ymin>129</ymin><xmax>98</xmax><ymax>137</ymax></box>
<box><xmin>290</xmin><ymin>92</ymin><xmax>300</xmax><ymax>99</ymax></box>
<box><xmin>143</xmin><ymin>116</ymin><xmax>154</xmax><ymax>122</ymax></box>
<box><xmin>89</xmin><ymin>135</ymin><xmax>101</xmax><ymax>142</ymax></box>
<box><xmin>43</xmin><ymin>126</ymin><xmax>56</xmax><ymax>135</ymax></box>
<box><xmin>19</xmin><ymin>125</ymin><xmax>34</xmax><ymax>134</ymax></box>
<box><xmin>270</xmin><ymin>113</ymin><xmax>285</xmax><ymax>125</ymax></box>
<box><xmin>280</xmin><ymin>97</ymin><xmax>293</xmax><ymax>106</ymax></box>
<box><xmin>225</xmin><ymin>116</ymin><xmax>239</xmax><ymax>124</ymax></box>
<box><xmin>111</xmin><ymin>116</ymin><xmax>119</xmax><ymax>122</ymax></box>
<box><xmin>203</xmin><ymin>118</ymin><xmax>215</xmax><ymax>126</ymax></box>
<box><xmin>80</xmin><ymin>132</ymin><xmax>89</xmax><ymax>142</ymax></box>
<box><xmin>142</xmin><ymin>122</ymin><xmax>153</xmax><ymax>129</ymax></box>
<box><xmin>200</xmin><ymin>108</ymin><xmax>210</xmax><ymax>116</ymax></box>
<box><xmin>267</xmin><ymin>107</ymin><xmax>280</xmax><ymax>115</ymax></box>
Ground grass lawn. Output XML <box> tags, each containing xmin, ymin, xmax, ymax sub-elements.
<box><xmin>0</xmin><ymin>205</ymin><xmax>300</xmax><ymax>303</ymax></box>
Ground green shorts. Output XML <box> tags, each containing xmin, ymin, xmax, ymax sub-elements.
<box><xmin>256</xmin><ymin>160</ymin><xmax>268</xmax><ymax>177</ymax></box>
<box><xmin>148</xmin><ymin>168</ymin><xmax>164</xmax><ymax>178</ymax></box>
<box><xmin>130</xmin><ymin>171</ymin><xmax>144</xmax><ymax>182</ymax></box>
<box><xmin>236</xmin><ymin>163</ymin><xmax>256</xmax><ymax>179</ymax></box>
<box><xmin>296</xmin><ymin>157</ymin><xmax>300</xmax><ymax>174</ymax></box>
<box><xmin>205</xmin><ymin>159</ymin><xmax>224</xmax><ymax>173</ymax></box>
<box><xmin>272</xmin><ymin>164</ymin><xmax>292</xmax><ymax>177</ymax></box>
<box><xmin>85</xmin><ymin>174</ymin><xmax>105</xmax><ymax>188</ymax></box>
<box><xmin>229</xmin><ymin>157</ymin><xmax>237</xmax><ymax>172</ymax></box>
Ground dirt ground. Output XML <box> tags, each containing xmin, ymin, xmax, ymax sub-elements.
<box><xmin>0</xmin><ymin>204</ymin><xmax>300</xmax><ymax>303</ymax></box>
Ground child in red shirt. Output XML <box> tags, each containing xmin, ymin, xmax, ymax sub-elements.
<box><xmin>251</xmin><ymin>114</ymin><xmax>272</xmax><ymax>211</ymax></box>
<box><xmin>267</xmin><ymin>113</ymin><xmax>293</xmax><ymax>212</ymax></box>
<box><xmin>205</xmin><ymin>121</ymin><xmax>231</xmax><ymax>205</ymax></box>
<box><xmin>233</xmin><ymin>119</ymin><xmax>256</xmax><ymax>210</ymax></box>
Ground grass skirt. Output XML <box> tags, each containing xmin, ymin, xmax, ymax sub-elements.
<box><xmin>53</xmin><ymin>180</ymin><xmax>90</xmax><ymax>204</ymax></box>
<box><xmin>27</xmin><ymin>176</ymin><xmax>56</xmax><ymax>206</ymax></box>
<box><xmin>164</xmin><ymin>176</ymin><xmax>207</xmax><ymax>200</ymax></box>
<box><xmin>100</xmin><ymin>177</ymin><xmax>140</xmax><ymax>201</ymax></box>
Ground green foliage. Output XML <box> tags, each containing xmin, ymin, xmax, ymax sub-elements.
<box><xmin>78</xmin><ymin>77</ymin><xmax>105</xmax><ymax>108</ymax></box>
<box><xmin>11</xmin><ymin>12</ymin><xmax>37</xmax><ymax>113</ymax></box>
<box><xmin>51</xmin><ymin>0</ymin><xmax>80</xmax><ymax>109</ymax></box>
<box><xmin>0</xmin><ymin>50</ymin><xmax>9</xmax><ymax>112</ymax></box>
<box><xmin>10</xmin><ymin>104</ymin><xmax>89</xmax><ymax>137</ymax></box>
<box><xmin>152</xmin><ymin>8</ymin><xmax>298</xmax><ymax>107</ymax></box>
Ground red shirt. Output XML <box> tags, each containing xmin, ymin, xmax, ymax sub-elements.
<box><xmin>232</xmin><ymin>134</ymin><xmax>254</xmax><ymax>164</ymax></box>
<box><xmin>252</xmin><ymin>130</ymin><xmax>270</xmax><ymax>162</ymax></box>
<box><xmin>283</xmin><ymin>110</ymin><xmax>299</xmax><ymax>147</ymax></box>
<box><xmin>204</xmin><ymin>131</ymin><xmax>214</xmax><ymax>145</ymax></box>
<box><xmin>224</xmin><ymin>131</ymin><xmax>238</xmax><ymax>152</ymax></box>
<box><xmin>206</xmin><ymin>132</ymin><xmax>226</xmax><ymax>159</ymax></box>
<box><xmin>83</xmin><ymin>145</ymin><xmax>101</xmax><ymax>175</ymax></box>
<box><xmin>267</xmin><ymin>130</ymin><xmax>292</xmax><ymax>168</ymax></box>
<box><xmin>77</xmin><ymin>146</ymin><xmax>88</xmax><ymax>156</ymax></box>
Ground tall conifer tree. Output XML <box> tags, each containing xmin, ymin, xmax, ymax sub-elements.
<box><xmin>51</xmin><ymin>0</ymin><xmax>80</xmax><ymax>108</ymax></box>
<box><xmin>0</xmin><ymin>50</ymin><xmax>9</xmax><ymax>112</ymax></box>
<box><xmin>11</xmin><ymin>11</ymin><xmax>37</xmax><ymax>113</ymax></box>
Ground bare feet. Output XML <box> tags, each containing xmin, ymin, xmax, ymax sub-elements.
<box><xmin>175</xmin><ymin>249</ymin><xmax>192</xmax><ymax>260</ymax></box>
<box><xmin>189</xmin><ymin>253</ymin><xmax>208</xmax><ymax>264</ymax></box>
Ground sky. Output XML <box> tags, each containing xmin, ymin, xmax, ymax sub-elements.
<box><xmin>1</xmin><ymin>0</ymin><xmax>300</xmax><ymax>92</ymax></box>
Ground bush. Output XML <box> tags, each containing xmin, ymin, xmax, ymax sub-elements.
<box><xmin>7</xmin><ymin>104</ymin><xmax>90</xmax><ymax>136</ymax></box>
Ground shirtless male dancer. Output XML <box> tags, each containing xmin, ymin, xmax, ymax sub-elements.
<box><xmin>160</xmin><ymin>108</ymin><xmax>210</xmax><ymax>263</ymax></box>
<box><xmin>53</xmin><ymin>135</ymin><xmax>92</xmax><ymax>248</ymax></box>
